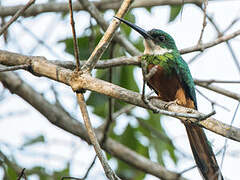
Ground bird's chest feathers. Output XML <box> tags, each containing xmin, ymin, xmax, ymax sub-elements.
<box><xmin>141</xmin><ymin>54</ymin><xmax>175</xmax><ymax>76</ymax></box>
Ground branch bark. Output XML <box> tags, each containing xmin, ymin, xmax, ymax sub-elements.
<box><xmin>1</xmin><ymin>50</ymin><xmax>239</xmax><ymax>101</ymax></box>
<box><xmin>77</xmin><ymin>93</ymin><xmax>120</xmax><ymax>180</ymax></box>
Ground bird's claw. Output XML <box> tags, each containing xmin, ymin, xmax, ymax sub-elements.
<box><xmin>164</xmin><ymin>99</ymin><xmax>179</xmax><ymax>109</ymax></box>
<box><xmin>147</xmin><ymin>96</ymin><xmax>159</xmax><ymax>101</ymax></box>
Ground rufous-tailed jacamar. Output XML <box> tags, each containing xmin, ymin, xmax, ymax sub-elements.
<box><xmin>115</xmin><ymin>16</ymin><xmax>223</xmax><ymax>180</ymax></box>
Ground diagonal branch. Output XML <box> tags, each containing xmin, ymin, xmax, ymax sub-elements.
<box><xmin>195</xmin><ymin>81</ymin><xmax>240</xmax><ymax>101</ymax></box>
<box><xmin>76</xmin><ymin>93</ymin><xmax>120</xmax><ymax>180</ymax></box>
<box><xmin>78</xmin><ymin>0</ymin><xmax>140</xmax><ymax>57</ymax></box>
<box><xmin>0</xmin><ymin>0</ymin><xmax>35</xmax><ymax>36</ymax></box>
<box><xmin>80</xmin><ymin>0</ymin><xmax>134</xmax><ymax>72</ymax></box>
<box><xmin>180</xmin><ymin>28</ymin><xmax>240</xmax><ymax>54</ymax></box>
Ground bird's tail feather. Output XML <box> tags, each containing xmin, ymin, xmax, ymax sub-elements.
<box><xmin>184</xmin><ymin>123</ymin><xmax>223</xmax><ymax>180</ymax></box>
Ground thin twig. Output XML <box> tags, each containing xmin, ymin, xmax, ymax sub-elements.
<box><xmin>195</xmin><ymin>79</ymin><xmax>240</xmax><ymax>84</ymax></box>
<box><xmin>0</xmin><ymin>64</ymin><xmax>29</xmax><ymax>72</ymax></box>
<box><xmin>223</xmin><ymin>17</ymin><xmax>240</xmax><ymax>34</ymax></box>
<box><xmin>82</xmin><ymin>155</ymin><xmax>97</xmax><ymax>179</ymax></box>
<box><xmin>62</xmin><ymin>155</ymin><xmax>98</xmax><ymax>180</ymax></box>
<box><xmin>76</xmin><ymin>93</ymin><xmax>120</xmax><ymax>180</ymax></box>
<box><xmin>68</xmin><ymin>0</ymin><xmax>80</xmax><ymax>71</ymax></box>
<box><xmin>196</xmin><ymin>81</ymin><xmax>240</xmax><ymax>101</ymax></box>
<box><xmin>180</xmin><ymin>28</ymin><xmax>240</xmax><ymax>54</ymax></box>
<box><xmin>101</xmin><ymin>43</ymin><xmax>116</xmax><ymax>145</ymax></box>
<box><xmin>220</xmin><ymin>102</ymin><xmax>240</xmax><ymax>168</ymax></box>
<box><xmin>17</xmin><ymin>168</ymin><xmax>27</xmax><ymax>180</ymax></box>
<box><xmin>200</xmin><ymin>7</ymin><xmax>240</xmax><ymax>75</ymax></box>
<box><xmin>112</xmin><ymin>104</ymin><xmax>135</xmax><ymax>119</ymax></box>
<box><xmin>61</xmin><ymin>177</ymin><xmax>82</xmax><ymax>180</ymax></box>
<box><xmin>226</xmin><ymin>41</ymin><xmax>240</xmax><ymax>75</ymax></box>
<box><xmin>197</xmin><ymin>0</ymin><xmax>208</xmax><ymax>45</ymax></box>
<box><xmin>80</xmin><ymin>0</ymin><xmax>134</xmax><ymax>72</ymax></box>
<box><xmin>196</xmin><ymin>88</ymin><xmax>230</xmax><ymax>111</ymax></box>
<box><xmin>0</xmin><ymin>0</ymin><xmax>35</xmax><ymax>36</ymax></box>
<box><xmin>17</xmin><ymin>21</ymin><xmax>61</xmax><ymax>59</ymax></box>
<box><xmin>179</xmin><ymin>165</ymin><xmax>197</xmax><ymax>175</ymax></box>
<box><xmin>187</xmin><ymin>52</ymin><xmax>204</xmax><ymax>64</ymax></box>
<box><xmin>29</xmin><ymin>18</ymin><xmax>58</xmax><ymax>55</ymax></box>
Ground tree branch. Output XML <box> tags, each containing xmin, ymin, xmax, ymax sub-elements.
<box><xmin>0</xmin><ymin>69</ymin><xmax>187</xmax><ymax>180</ymax></box>
<box><xmin>0</xmin><ymin>52</ymin><xmax>239</xmax><ymax>141</ymax></box>
<box><xmin>195</xmin><ymin>79</ymin><xmax>240</xmax><ymax>84</ymax></box>
<box><xmin>76</xmin><ymin>93</ymin><xmax>119</xmax><ymax>180</ymax></box>
<box><xmin>2</xmin><ymin>50</ymin><xmax>240</xmax><ymax>102</ymax></box>
<box><xmin>180</xmin><ymin>28</ymin><xmax>240</xmax><ymax>54</ymax></box>
<box><xmin>0</xmin><ymin>0</ymin><xmax>35</xmax><ymax>36</ymax></box>
<box><xmin>0</xmin><ymin>64</ymin><xmax>29</xmax><ymax>72</ymax></box>
<box><xmin>195</xmin><ymin>81</ymin><xmax>240</xmax><ymax>101</ymax></box>
<box><xmin>0</xmin><ymin>0</ymin><xmax>205</xmax><ymax>18</ymax></box>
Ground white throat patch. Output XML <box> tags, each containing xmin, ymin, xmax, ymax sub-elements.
<box><xmin>143</xmin><ymin>39</ymin><xmax>172</xmax><ymax>55</ymax></box>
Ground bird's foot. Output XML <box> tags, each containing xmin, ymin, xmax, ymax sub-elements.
<box><xmin>142</xmin><ymin>96</ymin><xmax>160</xmax><ymax>113</ymax></box>
<box><xmin>164</xmin><ymin>99</ymin><xmax>179</xmax><ymax>110</ymax></box>
<box><xmin>147</xmin><ymin>96</ymin><xmax>159</xmax><ymax>101</ymax></box>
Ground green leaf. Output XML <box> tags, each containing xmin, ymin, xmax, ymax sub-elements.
<box><xmin>169</xmin><ymin>5</ymin><xmax>182</xmax><ymax>22</ymax></box>
<box><xmin>22</xmin><ymin>135</ymin><xmax>45</xmax><ymax>148</ymax></box>
<box><xmin>110</xmin><ymin>124</ymin><xmax>148</xmax><ymax>180</ymax></box>
<box><xmin>6</xmin><ymin>165</ymin><xmax>18</xmax><ymax>180</ymax></box>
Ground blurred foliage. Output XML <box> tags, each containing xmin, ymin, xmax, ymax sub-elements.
<box><xmin>0</xmin><ymin>5</ymin><xmax>182</xmax><ymax>180</ymax></box>
<box><xmin>21</xmin><ymin>135</ymin><xmax>45</xmax><ymax>148</ymax></box>
<box><xmin>1</xmin><ymin>161</ymin><xmax>70</xmax><ymax>180</ymax></box>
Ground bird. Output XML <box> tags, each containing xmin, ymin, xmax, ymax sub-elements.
<box><xmin>114</xmin><ymin>16</ymin><xmax>223</xmax><ymax>180</ymax></box>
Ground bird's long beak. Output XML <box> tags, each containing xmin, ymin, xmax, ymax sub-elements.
<box><xmin>114</xmin><ymin>16</ymin><xmax>152</xmax><ymax>40</ymax></box>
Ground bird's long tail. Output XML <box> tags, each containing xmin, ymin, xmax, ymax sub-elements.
<box><xmin>184</xmin><ymin>123</ymin><xmax>223</xmax><ymax>180</ymax></box>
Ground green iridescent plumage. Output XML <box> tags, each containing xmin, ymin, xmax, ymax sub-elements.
<box><xmin>141</xmin><ymin>50</ymin><xmax>197</xmax><ymax>109</ymax></box>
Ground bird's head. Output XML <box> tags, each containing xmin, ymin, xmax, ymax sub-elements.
<box><xmin>114</xmin><ymin>16</ymin><xmax>178</xmax><ymax>55</ymax></box>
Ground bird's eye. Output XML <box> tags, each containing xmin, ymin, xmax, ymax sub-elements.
<box><xmin>158</xmin><ymin>35</ymin><xmax>166</xmax><ymax>42</ymax></box>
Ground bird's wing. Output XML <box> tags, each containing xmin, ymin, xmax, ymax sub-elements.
<box><xmin>173</xmin><ymin>56</ymin><xmax>197</xmax><ymax>109</ymax></box>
